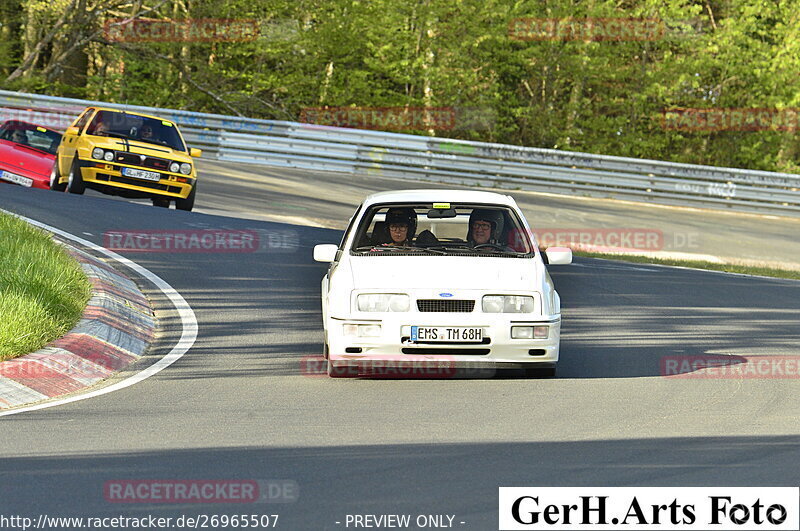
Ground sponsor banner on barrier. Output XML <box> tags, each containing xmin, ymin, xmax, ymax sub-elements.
<box><xmin>103</xmin><ymin>229</ymin><xmax>298</xmax><ymax>253</ymax></box>
<box><xmin>499</xmin><ymin>487</ymin><xmax>799</xmax><ymax>530</ymax></box>
<box><xmin>662</xmin><ymin>355</ymin><xmax>800</xmax><ymax>379</ymax></box>
<box><xmin>104</xmin><ymin>479</ymin><xmax>298</xmax><ymax>504</ymax></box>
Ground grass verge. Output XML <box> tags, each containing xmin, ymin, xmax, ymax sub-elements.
<box><xmin>0</xmin><ymin>213</ymin><xmax>91</xmax><ymax>361</ymax></box>
<box><xmin>573</xmin><ymin>250</ymin><xmax>800</xmax><ymax>280</ymax></box>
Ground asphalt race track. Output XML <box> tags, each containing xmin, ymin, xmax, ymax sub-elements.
<box><xmin>1</xmin><ymin>164</ymin><xmax>800</xmax><ymax>529</ymax></box>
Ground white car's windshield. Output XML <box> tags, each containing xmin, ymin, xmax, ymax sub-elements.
<box><xmin>350</xmin><ymin>203</ymin><xmax>534</xmax><ymax>256</ymax></box>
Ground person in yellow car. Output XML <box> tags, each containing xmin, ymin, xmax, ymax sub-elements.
<box><xmin>140</xmin><ymin>125</ymin><xmax>154</xmax><ymax>141</ymax></box>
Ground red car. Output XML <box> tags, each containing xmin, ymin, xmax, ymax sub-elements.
<box><xmin>0</xmin><ymin>120</ymin><xmax>63</xmax><ymax>190</ymax></box>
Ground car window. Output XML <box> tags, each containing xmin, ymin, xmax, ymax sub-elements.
<box><xmin>73</xmin><ymin>109</ymin><xmax>93</xmax><ymax>132</ymax></box>
<box><xmin>0</xmin><ymin>122</ymin><xmax>62</xmax><ymax>155</ymax></box>
<box><xmin>350</xmin><ymin>203</ymin><xmax>534</xmax><ymax>255</ymax></box>
<box><xmin>339</xmin><ymin>204</ymin><xmax>363</xmax><ymax>251</ymax></box>
<box><xmin>87</xmin><ymin>110</ymin><xmax>187</xmax><ymax>152</ymax></box>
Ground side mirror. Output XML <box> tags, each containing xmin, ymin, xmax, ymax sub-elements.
<box><xmin>544</xmin><ymin>246</ymin><xmax>572</xmax><ymax>265</ymax></box>
<box><xmin>314</xmin><ymin>244</ymin><xmax>338</xmax><ymax>263</ymax></box>
<box><xmin>65</xmin><ymin>126</ymin><xmax>80</xmax><ymax>136</ymax></box>
<box><xmin>190</xmin><ymin>147</ymin><xmax>202</xmax><ymax>158</ymax></box>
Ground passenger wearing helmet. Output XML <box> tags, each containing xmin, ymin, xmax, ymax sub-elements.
<box><xmin>383</xmin><ymin>207</ymin><xmax>417</xmax><ymax>246</ymax></box>
<box><xmin>467</xmin><ymin>208</ymin><xmax>504</xmax><ymax>247</ymax></box>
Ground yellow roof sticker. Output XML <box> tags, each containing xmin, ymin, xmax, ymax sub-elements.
<box><xmin>162</xmin><ymin>121</ymin><xmax>173</xmax><ymax>127</ymax></box>
<box><xmin>36</xmin><ymin>127</ymin><xmax>46</xmax><ymax>133</ymax></box>
<box><xmin>433</xmin><ymin>202</ymin><xmax>450</xmax><ymax>209</ymax></box>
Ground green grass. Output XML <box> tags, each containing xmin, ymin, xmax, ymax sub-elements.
<box><xmin>0</xmin><ymin>213</ymin><xmax>91</xmax><ymax>360</ymax></box>
<box><xmin>573</xmin><ymin>250</ymin><xmax>800</xmax><ymax>280</ymax></box>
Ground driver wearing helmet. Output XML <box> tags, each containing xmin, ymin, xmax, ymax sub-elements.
<box><xmin>9</xmin><ymin>129</ymin><xmax>28</xmax><ymax>145</ymax></box>
<box><xmin>382</xmin><ymin>207</ymin><xmax>417</xmax><ymax>246</ymax></box>
<box><xmin>467</xmin><ymin>208</ymin><xmax>505</xmax><ymax>248</ymax></box>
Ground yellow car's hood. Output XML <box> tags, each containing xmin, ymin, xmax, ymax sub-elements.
<box><xmin>92</xmin><ymin>137</ymin><xmax>191</xmax><ymax>163</ymax></box>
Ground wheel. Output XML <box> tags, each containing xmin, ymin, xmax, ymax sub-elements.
<box><xmin>152</xmin><ymin>198</ymin><xmax>170</xmax><ymax>208</ymax></box>
<box><xmin>323</xmin><ymin>342</ymin><xmax>329</xmax><ymax>360</ymax></box>
<box><xmin>525</xmin><ymin>366</ymin><xmax>557</xmax><ymax>378</ymax></box>
<box><xmin>66</xmin><ymin>160</ymin><xmax>85</xmax><ymax>194</ymax></box>
<box><xmin>49</xmin><ymin>163</ymin><xmax>66</xmax><ymax>191</ymax></box>
<box><xmin>175</xmin><ymin>183</ymin><xmax>196</xmax><ymax>211</ymax></box>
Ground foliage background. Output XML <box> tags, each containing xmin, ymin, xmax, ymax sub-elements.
<box><xmin>1</xmin><ymin>0</ymin><xmax>799</xmax><ymax>173</ymax></box>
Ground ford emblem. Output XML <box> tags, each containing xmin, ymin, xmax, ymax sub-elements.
<box><xmin>439</xmin><ymin>292</ymin><xmax>453</xmax><ymax>298</ymax></box>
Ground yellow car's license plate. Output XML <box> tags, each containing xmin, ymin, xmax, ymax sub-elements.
<box><xmin>122</xmin><ymin>167</ymin><xmax>161</xmax><ymax>181</ymax></box>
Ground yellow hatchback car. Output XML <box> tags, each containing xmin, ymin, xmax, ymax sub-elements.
<box><xmin>52</xmin><ymin>107</ymin><xmax>202</xmax><ymax>211</ymax></box>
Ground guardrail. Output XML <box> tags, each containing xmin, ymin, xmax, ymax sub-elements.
<box><xmin>2</xmin><ymin>89</ymin><xmax>799</xmax><ymax>217</ymax></box>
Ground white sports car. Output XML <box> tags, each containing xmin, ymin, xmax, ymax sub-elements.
<box><xmin>313</xmin><ymin>190</ymin><xmax>572</xmax><ymax>378</ymax></box>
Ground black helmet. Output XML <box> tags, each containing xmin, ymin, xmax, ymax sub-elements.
<box><xmin>385</xmin><ymin>208</ymin><xmax>417</xmax><ymax>240</ymax></box>
<box><xmin>468</xmin><ymin>209</ymin><xmax>504</xmax><ymax>243</ymax></box>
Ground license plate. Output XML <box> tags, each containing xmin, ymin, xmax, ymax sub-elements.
<box><xmin>410</xmin><ymin>326</ymin><xmax>483</xmax><ymax>343</ymax></box>
<box><xmin>122</xmin><ymin>167</ymin><xmax>161</xmax><ymax>181</ymax></box>
<box><xmin>0</xmin><ymin>170</ymin><xmax>33</xmax><ymax>187</ymax></box>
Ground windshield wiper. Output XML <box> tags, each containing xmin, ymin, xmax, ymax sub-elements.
<box><xmin>353</xmin><ymin>245</ymin><xmax>446</xmax><ymax>255</ymax></box>
<box><xmin>102</xmin><ymin>132</ymin><xmax>134</xmax><ymax>141</ymax></box>
<box><xmin>427</xmin><ymin>245</ymin><xmax>528</xmax><ymax>256</ymax></box>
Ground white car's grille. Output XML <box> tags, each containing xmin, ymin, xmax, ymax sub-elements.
<box><xmin>416</xmin><ymin>299</ymin><xmax>475</xmax><ymax>312</ymax></box>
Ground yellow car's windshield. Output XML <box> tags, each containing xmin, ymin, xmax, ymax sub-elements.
<box><xmin>87</xmin><ymin>110</ymin><xmax>186</xmax><ymax>152</ymax></box>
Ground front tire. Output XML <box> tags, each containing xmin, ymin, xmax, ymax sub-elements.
<box><xmin>175</xmin><ymin>183</ymin><xmax>196</xmax><ymax>211</ymax></box>
<box><xmin>50</xmin><ymin>163</ymin><xmax>66</xmax><ymax>191</ymax></box>
<box><xmin>66</xmin><ymin>160</ymin><xmax>85</xmax><ymax>194</ymax></box>
<box><xmin>152</xmin><ymin>198</ymin><xmax>170</xmax><ymax>208</ymax></box>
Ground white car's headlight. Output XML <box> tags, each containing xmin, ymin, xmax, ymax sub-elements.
<box><xmin>482</xmin><ymin>295</ymin><xmax>535</xmax><ymax>313</ymax></box>
<box><xmin>357</xmin><ymin>294</ymin><xmax>410</xmax><ymax>312</ymax></box>
<box><xmin>343</xmin><ymin>324</ymin><xmax>382</xmax><ymax>337</ymax></box>
<box><xmin>511</xmin><ymin>325</ymin><xmax>549</xmax><ymax>339</ymax></box>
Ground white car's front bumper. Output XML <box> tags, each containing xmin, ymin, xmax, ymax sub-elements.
<box><xmin>327</xmin><ymin>312</ymin><xmax>561</xmax><ymax>373</ymax></box>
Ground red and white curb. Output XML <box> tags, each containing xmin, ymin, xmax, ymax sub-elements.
<box><xmin>0</xmin><ymin>243</ymin><xmax>155</xmax><ymax>409</ymax></box>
